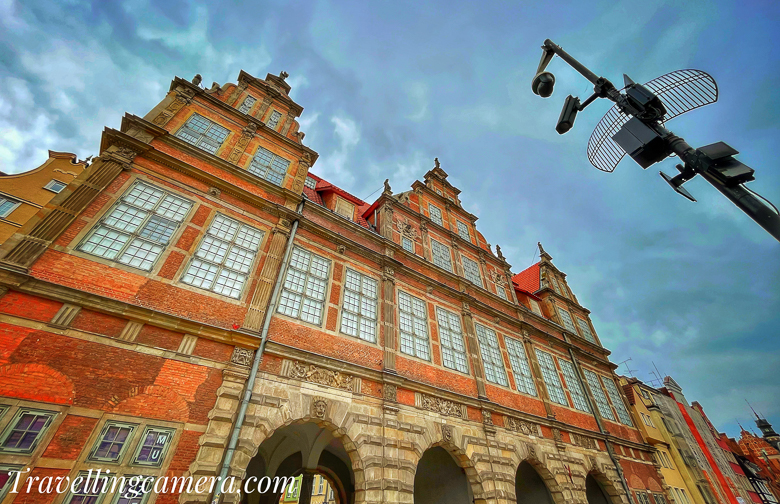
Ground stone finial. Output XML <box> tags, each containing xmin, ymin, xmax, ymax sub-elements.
<box><xmin>496</xmin><ymin>245</ymin><xmax>506</xmax><ymax>261</ymax></box>
<box><xmin>383</xmin><ymin>178</ymin><xmax>392</xmax><ymax>194</ymax></box>
<box><xmin>280</xmin><ymin>71</ymin><xmax>289</xmax><ymax>80</ymax></box>
<box><xmin>434</xmin><ymin>157</ymin><xmax>440</xmax><ymax>169</ymax></box>
<box><xmin>192</xmin><ymin>74</ymin><xmax>202</xmax><ymax>86</ymax></box>
<box><xmin>538</xmin><ymin>241</ymin><xmax>552</xmax><ymax>261</ymax></box>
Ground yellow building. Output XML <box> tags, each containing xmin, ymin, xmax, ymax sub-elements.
<box><xmin>0</xmin><ymin>150</ymin><xmax>86</xmax><ymax>243</ymax></box>
<box><xmin>280</xmin><ymin>474</ymin><xmax>336</xmax><ymax>504</ymax></box>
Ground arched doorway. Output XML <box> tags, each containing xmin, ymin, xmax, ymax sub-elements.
<box><xmin>242</xmin><ymin>422</ymin><xmax>354</xmax><ymax>504</ymax></box>
<box><xmin>515</xmin><ymin>460</ymin><xmax>555</xmax><ymax>504</ymax></box>
<box><xmin>586</xmin><ymin>473</ymin><xmax>612</xmax><ymax>504</ymax></box>
<box><xmin>413</xmin><ymin>446</ymin><xmax>473</xmax><ymax>504</ymax></box>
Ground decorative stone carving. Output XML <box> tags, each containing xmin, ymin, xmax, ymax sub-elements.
<box><xmin>527</xmin><ymin>443</ymin><xmax>537</xmax><ymax>459</ymax></box>
<box><xmin>482</xmin><ymin>409</ymin><xmax>493</xmax><ymax>425</ymax></box>
<box><xmin>312</xmin><ymin>397</ymin><xmax>327</xmax><ymax>419</ymax></box>
<box><xmin>113</xmin><ymin>146</ymin><xmax>139</xmax><ymax>162</ymax></box>
<box><xmin>496</xmin><ymin>245</ymin><xmax>506</xmax><ymax>261</ymax></box>
<box><xmin>208</xmin><ymin>187</ymin><xmax>222</xmax><ymax>197</ymax></box>
<box><xmin>426</xmin><ymin>286</ymin><xmax>433</xmax><ymax>294</ymax></box>
<box><xmin>227</xmin><ymin>124</ymin><xmax>257</xmax><ymax>164</ymax></box>
<box><xmin>393</xmin><ymin>215</ymin><xmax>419</xmax><ymax>241</ymax></box>
<box><xmin>383</xmin><ymin>179</ymin><xmax>392</xmax><ymax>195</ymax></box>
<box><xmin>284</xmin><ymin>360</ymin><xmax>355</xmax><ymax>391</ymax></box>
<box><xmin>572</xmin><ymin>433</ymin><xmax>597</xmax><ymax>450</ymax></box>
<box><xmin>192</xmin><ymin>74</ymin><xmax>202</xmax><ymax>86</ymax></box>
<box><xmin>505</xmin><ymin>416</ymin><xmax>537</xmax><ymax>435</ymax></box>
<box><xmin>383</xmin><ymin>266</ymin><xmax>395</xmax><ymax>278</ymax></box>
<box><xmin>230</xmin><ymin>347</ymin><xmax>254</xmax><ymax>367</ymax></box>
<box><xmin>441</xmin><ymin>424</ymin><xmax>453</xmax><ymax>442</ymax></box>
<box><xmin>587</xmin><ymin>455</ymin><xmax>597</xmax><ymax>471</ymax></box>
<box><xmin>383</xmin><ymin>384</ymin><xmax>397</xmax><ymax>402</ymax></box>
<box><xmin>337</xmin><ymin>244</ymin><xmax>346</xmax><ymax>254</ymax></box>
<box><xmin>418</xmin><ymin>393</ymin><xmax>465</xmax><ymax>418</ymax></box>
<box><xmin>553</xmin><ymin>427</ymin><xmax>562</xmax><ymax>442</ymax></box>
<box><xmin>488</xmin><ymin>268</ymin><xmax>509</xmax><ymax>289</ymax></box>
<box><xmin>153</xmin><ymin>88</ymin><xmax>194</xmax><ymax>126</ymax></box>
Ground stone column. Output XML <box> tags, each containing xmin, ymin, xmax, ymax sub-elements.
<box><xmin>280</xmin><ymin>113</ymin><xmax>298</xmax><ymax>136</ymax></box>
<box><xmin>227</xmin><ymin>124</ymin><xmax>257</xmax><ymax>165</ymax></box>
<box><xmin>298</xmin><ymin>471</ymin><xmax>316</xmax><ymax>504</ymax></box>
<box><xmin>420</xmin><ymin>221</ymin><xmax>431</xmax><ymax>261</ymax></box>
<box><xmin>505</xmin><ymin>268</ymin><xmax>519</xmax><ymax>304</ymax></box>
<box><xmin>226</xmin><ymin>80</ymin><xmax>249</xmax><ymax>106</ymax></box>
<box><xmin>254</xmin><ymin>97</ymin><xmax>273</xmax><ymax>121</ymax></box>
<box><xmin>381</xmin><ymin>265</ymin><xmax>398</xmax><ymax>372</ymax></box>
<box><xmin>379</xmin><ymin>201</ymin><xmax>394</xmax><ymax>240</ymax></box>
<box><xmin>461</xmin><ymin>303</ymin><xmax>488</xmax><ymax>400</ymax></box>
<box><xmin>523</xmin><ymin>332</ymin><xmax>556</xmax><ymax>419</ymax></box>
<box><xmin>242</xmin><ymin>221</ymin><xmax>292</xmax><ymax>331</ymax></box>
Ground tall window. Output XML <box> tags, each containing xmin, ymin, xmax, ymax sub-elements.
<box><xmin>529</xmin><ymin>298</ymin><xmax>543</xmax><ymax>316</ymax></box>
<box><xmin>603</xmin><ymin>377</ymin><xmax>633</xmax><ymax>425</ymax></box>
<box><xmin>475</xmin><ymin>324</ymin><xmax>507</xmax><ymax>386</ymax></box>
<box><xmin>634</xmin><ymin>492</ymin><xmax>651</xmax><ymax>504</ymax></box>
<box><xmin>340</xmin><ymin>269</ymin><xmax>378</xmax><ymax>343</ymax></box>
<box><xmin>132</xmin><ymin>426</ymin><xmax>175</xmax><ymax>467</ymax></box>
<box><xmin>576</xmin><ymin>318</ymin><xmax>596</xmax><ymax>343</ymax></box>
<box><xmin>0</xmin><ymin>464</ymin><xmax>23</xmax><ymax>501</ymax></box>
<box><xmin>175</xmin><ymin>113</ymin><xmax>229</xmax><ymax>154</ymax></box>
<box><xmin>461</xmin><ymin>255</ymin><xmax>482</xmax><ymax>286</ymax></box>
<box><xmin>549</xmin><ymin>276</ymin><xmax>561</xmax><ymax>294</ymax></box>
<box><xmin>278</xmin><ymin>247</ymin><xmax>331</xmax><ymax>325</ymax></box>
<box><xmin>88</xmin><ymin>422</ymin><xmax>136</xmax><ymax>462</ymax></box>
<box><xmin>505</xmin><ymin>338</ymin><xmax>536</xmax><ymax>396</ymax></box>
<box><xmin>496</xmin><ymin>284</ymin><xmax>507</xmax><ymax>301</ymax></box>
<box><xmin>0</xmin><ymin>409</ymin><xmax>56</xmax><ymax>453</ymax></box>
<box><xmin>80</xmin><ymin>182</ymin><xmax>192</xmax><ymax>271</ymax></box>
<box><xmin>402</xmin><ymin>236</ymin><xmax>414</xmax><ymax>253</ymax></box>
<box><xmin>334</xmin><ymin>198</ymin><xmax>354</xmax><ymax>219</ymax></box>
<box><xmin>557</xmin><ymin>307</ymin><xmax>577</xmax><ymax>333</ymax></box>
<box><xmin>583</xmin><ymin>370</ymin><xmax>616</xmax><ymax>421</ymax></box>
<box><xmin>238</xmin><ymin>95</ymin><xmax>256</xmax><ymax>114</ymax></box>
<box><xmin>430</xmin><ymin>239</ymin><xmax>452</xmax><ymax>272</ymax></box>
<box><xmin>558</xmin><ymin>359</ymin><xmax>591</xmax><ymax>412</ymax></box>
<box><xmin>398</xmin><ymin>291</ymin><xmax>429</xmax><ymax>360</ymax></box>
<box><xmin>535</xmin><ymin>350</ymin><xmax>568</xmax><ymax>406</ymax></box>
<box><xmin>0</xmin><ymin>196</ymin><xmax>21</xmax><ymax>218</ymax></box>
<box><xmin>66</xmin><ymin>472</ymin><xmax>109</xmax><ymax>504</ymax></box>
<box><xmin>436</xmin><ymin>308</ymin><xmax>469</xmax><ymax>373</ymax></box>
<box><xmin>456</xmin><ymin>221</ymin><xmax>470</xmax><ymax>242</ymax></box>
<box><xmin>266</xmin><ymin>110</ymin><xmax>282</xmax><ymax>129</ymax></box>
<box><xmin>428</xmin><ymin>204</ymin><xmax>443</xmax><ymax>226</ymax></box>
<box><xmin>248</xmin><ymin>146</ymin><xmax>290</xmax><ymax>186</ymax></box>
<box><xmin>182</xmin><ymin>214</ymin><xmax>264</xmax><ymax>299</ymax></box>
<box><xmin>113</xmin><ymin>476</ymin><xmax>154</xmax><ymax>504</ymax></box>
<box><xmin>44</xmin><ymin>179</ymin><xmax>67</xmax><ymax>193</ymax></box>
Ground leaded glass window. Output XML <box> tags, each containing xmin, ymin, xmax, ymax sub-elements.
<box><xmin>496</xmin><ymin>284</ymin><xmax>507</xmax><ymax>300</ymax></box>
<box><xmin>428</xmin><ymin>204</ymin><xmax>443</xmax><ymax>226</ymax></box>
<box><xmin>402</xmin><ymin>236</ymin><xmax>414</xmax><ymax>253</ymax></box>
<box><xmin>304</xmin><ymin>176</ymin><xmax>317</xmax><ymax>189</ymax></box>
<box><xmin>113</xmin><ymin>476</ymin><xmax>154</xmax><ymax>504</ymax></box>
<box><xmin>603</xmin><ymin>377</ymin><xmax>633</xmax><ymax>425</ymax></box>
<box><xmin>45</xmin><ymin>179</ymin><xmax>67</xmax><ymax>193</ymax></box>
<box><xmin>558</xmin><ymin>359</ymin><xmax>591</xmax><ymax>412</ymax></box>
<box><xmin>89</xmin><ymin>422</ymin><xmax>136</xmax><ymax>462</ymax></box>
<box><xmin>583</xmin><ymin>370</ymin><xmax>616</xmax><ymax>421</ymax></box>
<box><xmin>340</xmin><ymin>269</ymin><xmax>378</xmax><ymax>343</ymax></box>
<box><xmin>462</xmin><ymin>255</ymin><xmax>482</xmax><ymax>286</ymax></box>
<box><xmin>398</xmin><ymin>291</ymin><xmax>429</xmax><ymax>360</ymax></box>
<box><xmin>576</xmin><ymin>318</ymin><xmax>596</xmax><ymax>343</ymax></box>
<box><xmin>132</xmin><ymin>426</ymin><xmax>175</xmax><ymax>467</ymax></box>
<box><xmin>436</xmin><ymin>308</ymin><xmax>468</xmax><ymax>373</ymax></box>
<box><xmin>278</xmin><ymin>247</ymin><xmax>331</xmax><ymax>325</ymax></box>
<box><xmin>475</xmin><ymin>324</ymin><xmax>507</xmax><ymax>386</ymax></box>
<box><xmin>238</xmin><ymin>95</ymin><xmax>256</xmax><ymax>114</ymax></box>
<box><xmin>529</xmin><ymin>298</ymin><xmax>543</xmax><ymax>316</ymax></box>
<box><xmin>535</xmin><ymin>350</ymin><xmax>568</xmax><ymax>406</ymax></box>
<box><xmin>505</xmin><ymin>338</ymin><xmax>536</xmax><ymax>396</ymax></box>
<box><xmin>175</xmin><ymin>114</ymin><xmax>229</xmax><ymax>154</ymax></box>
<box><xmin>557</xmin><ymin>307</ymin><xmax>577</xmax><ymax>333</ymax></box>
<box><xmin>456</xmin><ymin>221</ymin><xmax>470</xmax><ymax>241</ymax></box>
<box><xmin>80</xmin><ymin>182</ymin><xmax>192</xmax><ymax>271</ymax></box>
<box><xmin>653</xmin><ymin>494</ymin><xmax>667</xmax><ymax>504</ymax></box>
<box><xmin>0</xmin><ymin>409</ymin><xmax>56</xmax><ymax>453</ymax></box>
<box><xmin>634</xmin><ymin>492</ymin><xmax>651</xmax><ymax>504</ymax></box>
<box><xmin>430</xmin><ymin>239</ymin><xmax>452</xmax><ymax>272</ymax></box>
<box><xmin>182</xmin><ymin>214</ymin><xmax>264</xmax><ymax>299</ymax></box>
<box><xmin>0</xmin><ymin>196</ymin><xmax>20</xmax><ymax>218</ymax></box>
<box><xmin>266</xmin><ymin>110</ymin><xmax>282</xmax><ymax>129</ymax></box>
<box><xmin>248</xmin><ymin>146</ymin><xmax>291</xmax><ymax>186</ymax></box>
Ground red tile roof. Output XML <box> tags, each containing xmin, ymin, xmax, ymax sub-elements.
<box><xmin>512</xmin><ymin>262</ymin><xmax>541</xmax><ymax>294</ymax></box>
<box><xmin>304</xmin><ymin>172</ymin><xmax>374</xmax><ymax>231</ymax></box>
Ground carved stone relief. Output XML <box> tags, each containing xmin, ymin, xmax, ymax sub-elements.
<box><xmin>417</xmin><ymin>393</ymin><xmax>466</xmax><ymax>418</ymax></box>
<box><xmin>393</xmin><ymin>215</ymin><xmax>419</xmax><ymax>241</ymax></box>
<box><xmin>230</xmin><ymin>347</ymin><xmax>254</xmax><ymax>367</ymax></box>
<box><xmin>482</xmin><ymin>409</ymin><xmax>493</xmax><ymax>425</ymax></box>
<box><xmin>227</xmin><ymin>123</ymin><xmax>257</xmax><ymax>164</ymax></box>
<box><xmin>283</xmin><ymin>360</ymin><xmax>356</xmax><ymax>391</ymax></box>
<box><xmin>571</xmin><ymin>433</ymin><xmax>597</xmax><ymax>450</ymax></box>
<box><xmin>441</xmin><ymin>424</ymin><xmax>453</xmax><ymax>443</ymax></box>
<box><xmin>312</xmin><ymin>397</ymin><xmax>327</xmax><ymax>419</ymax></box>
<box><xmin>505</xmin><ymin>416</ymin><xmax>538</xmax><ymax>435</ymax></box>
<box><xmin>383</xmin><ymin>384</ymin><xmax>397</xmax><ymax>402</ymax></box>
<box><xmin>152</xmin><ymin>88</ymin><xmax>195</xmax><ymax>127</ymax></box>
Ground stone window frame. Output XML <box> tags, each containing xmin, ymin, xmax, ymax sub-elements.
<box><xmin>277</xmin><ymin>245</ymin><xmax>332</xmax><ymax>327</ymax></box>
<box><xmin>461</xmin><ymin>254</ymin><xmax>483</xmax><ymax>287</ymax></box>
<box><xmin>248</xmin><ymin>145</ymin><xmax>291</xmax><ymax>187</ymax></box>
<box><xmin>334</xmin><ymin>197</ymin><xmax>355</xmax><ymax>220</ymax></box>
<box><xmin>87</xmin><ymin>421</ymin><xmax>139</xmax><ymax>464</ymax></box>
<box><xmin>44</xmin><ymin>179</ymin><xmax>68</xmax><ymax>194</ymax></box>
<box><xmin>428</xmin><ymin>203</ymin><xmax>443</xmax><ymax>226</ymax></box>
<box><xmin>504</xmin><ymin>337</ymin><xmax>537</xmax><ymax>396</ymax></box>
<box><xmin>401</xmin><ymin>236</ymin><xmax>414</xmax><ymax>253</ymax></box>
<box><xmin>474</xmin><ymin>323</ymin><xmax>508</xmax><ymax>386</ymax></box>
<box><xmin>602</xmin><ymin>375</ymin><xmax>634</xmax><ymax>426</ymax></box>
<box><xmin>435</xmin><ymin>307</ymin><xmax>470</xmax><ymax>374</ymax></box>
<box><xmin>0</xmin><ymin>407</ymin><xmax>58</xmax><ymax>454</ymax></box>
<box><xmin>456</xmin><ymin>221</ymin><xmax>471</xmax><ymax>242</ymax></box>
<box><xmin>576</xmin><ymin>317</ymin><xmax>597</xmax><ymax>344</ymax></box>
<box><xmin>495</xmin><ymin>283</ymin><xmax>508</xmax><ymax>301</ymax></box>
<box><xmin>304</xmin><ymin>176</ymin><xmax>317</xmax><ymax>190</ymax></box>
<box><xmin>0</xmin><ymin>195</ymin><xmax>22</xmax><ymax>218</ymax></box>
<box><xmin>397</xmin><ymin>290</ymin><xmax>431</xmax><ymax>361</ymax></box>
<box><xmin>174</xmin><ymin>113</ymin><xmax>230</xmax><ymax>155</ymax></box>
<box><xmin>634</xmin><ymin>491</ymin><xmax>651</xmax><ymax>504</ymax></box>
<box><xmin>557</xmin><ymin>306</ymin><xmax>577</xmax><ymax>333</ymax></box>
<box><xmin>130</xmin><ymin>426</ymin><xmax>176</xmax><ymax>468</ymax></box>
<box><xmin>583</xmin><ymin>369</ymin><xmax>616</xmax><ymax>422</ymax></box>
<box><xmin>429</xmin><ymin>238</ymin><xmax>453</xmax><ymax>272</ymax></box>
<box><xmin>557</xmin><ymin>358</ymin><xmax>591</xmax><ymax>413</ymax></box>
<box><xmin>237</xmin><ymin>95</ymin><xmax>257</xmax><ymax>114</ymax></box>
<box><xmin>534</xmin><ymin>349</ymin><xmax>569</xmax><ymax>406</ymax></box>
<box><xmin>339</xmin><ymin>267</ymin><xmax>379</xmax><ymax>344</ymax></box>
<box><xmin>0</xmin><ymin>400</ymin><xmax>68</xmax><ymax>465</ymax></box>
<box><xmin>528</xmin><ymin>298</ymin><xmax>543</xmax><ymax>316</ymax></box>
<box><xmin>0</xmin><ymin>462</ymin><xmax>24</xmax><ymax>501</ymax></box>
<box><xmin>265</xmin><ymin>109</ymin><xmax>283</xmax><ymax>130</ymax></box>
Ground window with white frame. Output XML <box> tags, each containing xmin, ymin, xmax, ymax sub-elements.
<box><xmin>238</xmin><ymin>95</ymin><xmax>257</xmax><ymax>114</ymax></box>
<box><xmin>132</xmin><ymin>426</ymin><xmax>175</xmax><ymax>467</ymax></box>
<box><xmin>88</xmin><ymin>421</ymin><xmax>137</xmax><ymax>462</ymax></box>
<box><xmin>557</xmin><ymin>307</ymin><xmax>577</xmax><ymax>333</ymax></box>
<box><xmin>248</xmin><ymin>146</ymin><xmax>291</xmax><ymax>186</ymax></box>
<box><xmin>266</xmin><ymin>110</ymin><xmax>283</xmax><ymax>129</ymax></box>
<box><xmin>456</xmin><ymin>221</ymin><xmax>470</xmax><ymax>242</ymax></box>
<box><xmin>398</xmin><ymin>291</ymin><xmax>430</xmax><ymax>360</ymax></box>
<box><xmin>181</xmin><ymin>213</ymin><xmax>264</xmax><ymax>299</ymax></box>
<box><xmin>496</xmin><ymin>284</ymin><xmax>508</xmax><ymax>301</ymax></box>
<box><xmin>430</xmin><ymin>239</ymin><xmax>452</xmax><ymax>272</ymax></box>
<box><xmin>0</xmin><ymin>463</ymin><xmax>23</xmax><ymax>501</ymax></box>
<box><xmin>603</xmin><ymin>377</ymin><xmax>633</xmax><ymax>425</ymax></box>
<box><xmin>44</xmin><ymin>179</ymin><xmax>67</xmax><ymax>193</ymax></box>
<box><xmin>0</xmin><ymin>408</ymin><xmax>56</xmax><ymax>453</ymax></box>
<box><xmin>505</xmin><ymin>337</ymin><xmax>536</xmax><ymax>396</ymax></box>
<box><xmin>475</xmin><ymin>324</ymin><xmax>507</xmax><ymax>386</ymax></box>
<box><xmin>576</xmin><ymin>318</ymin><xmax>596</xmax><ymax>343</ymax></box>
<box><xmin>535</xmin><ymin>350</ymin><xmax>568</xmax><ymax>406</ymax></box>
<box><xmin>634</xmin><ymin>492</ymin><xmax>651</xmax><ymax>504</ymax></box>
<box><xmin>436</xmin><ymin>308</ymin><xmax>469</xmax><ymax>373</ymax></box>
<box><xmin>304</xmin><ymin>176</ymin><xmax>317</xmax><ymax>189</ymax></box>
<box><xmin>278</xmin><ymin>246</ymin><xmax>331</xmax><ymax>325</ymax></box>
<box><xmin>340</xmin><ymin>269</ymin><xmax>378</xmax><ymax>343</ymax></box>
<box><xmin>175</xmin><ymin>113</ymin><xmax>229</xmax><ymax>154</ymax></box>
<box><xmin>402</xmin><ymin>236</ymin><xmax>414</xmax><ymax>253</ymax></box>
<box><xmin>529</xmin><ymin>298</ymin><xmax>543</xmax><ymax>316</ymax></box>
<box><xmin>428</xmin><ymin>204</ymin><xmax>443</xmax><ymax>226</ymax></box>
<box><xmin>112</xmin><ymin>476</ymin><xmax>155</xmax><ymax>504</ymax></box>
<box><xmin>0</xmin><ymin>196</ymin><xmax>21</xmax><ymax>218</ymax></box>
<box><xmin>461</xmin><ymin>255</ymin><xmax>482</xmax><ymax>286</ymax></box>
<box><xmin>583</xmin><ymin>370</ymin><xmax>616</xmax><ymax>421</ymax></box>
<box><xmin>653</xmin><ymin>494</ymin><xmax>667</xmax><ymax>504</ymax></box>
<box><xmin>558</xmin><ymin>359</ymin><xmax>591</xmax><ymax>412</ymax></box>
<box><xmin>79</xmin><ymin>182</ymin><xmax>192</xmax><ymax>271</ymax></box>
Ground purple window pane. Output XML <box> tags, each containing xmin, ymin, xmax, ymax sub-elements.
<box><xmin>3</xmin><ymin>431</ymin><xmax>22</xmax><ymax>448</ymax></box>
<box><xmin>83</xmin><ymin>496</ymin><xmax>98</xmax><ymax>504</ymax></box>
<box><xmin>95</xmin><ymin>441</ymin><xmax>113</xmax><ymax>458</ymax></box>
<box><xmin>71</xmin><ymin>496</ymin><xmax>86</xmax><ymax>504</ymax></box>
<box><xmin>16</xmin><ymin>414</ymin><xmax>35</xmax><ymax>430</ymax></box>
<box><xmin>107</xmin><ymin>443</ymin><xmax>121</xmax><ymax>458</ymax></box>
<box><xmin>143</xmin><ymin>432</ymin><xmax>155</xmax><ymax>444</ymax></box>
<box><xmin>137</xmin><ymin>446</ymin><xmax>151</xmax><ymax>461</ymax></box>
<box><xmin>115</xmin><ymin>428</ymin><xmax>130</xmax><ymax>442</ymax></box>
<box><xmin>105</xmin><ymin>426</ymin><xmax>120</xmax><ymax>441</ymax></box>
<box><xmin>31</xmin><ymin>417</ymin><xmax>48</xmax><ymax>431</ymax></box>
<box><xmin>19</xmin><ymin>432</ymin><xmax>38</xmax><ymax>450</ymax></box>
<box><xmin>0</xmin><ymin>472</ymin><xmax>10</xmax><ymax>488</ymax></box>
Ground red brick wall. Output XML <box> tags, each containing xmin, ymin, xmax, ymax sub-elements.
<box><xmin>41</xmin><ymin>415</ymin><xmax>98</xmax><ymax>460</ymax></box>
<box><xmin>70</xmin><ymin>309</ymin><xmax>127</xmax><ymax>338</ymax></box>
<box><xmin>0</xmin><ymin>291</ymin><xmax>62</xmax><ymax>322</ymax></box>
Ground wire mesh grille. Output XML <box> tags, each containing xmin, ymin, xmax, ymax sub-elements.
<box><xmin>587</xmin><ymin>69</ymin><xmax>718</xmax><ymax>172</ymax></box>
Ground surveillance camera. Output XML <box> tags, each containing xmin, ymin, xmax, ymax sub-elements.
<box><xmin>532</xmin><ymin>72</ymin><xmax>556</xmax><ymax>97</ymax></box>
<box><xmin>556</xmin><ymin>95</ymin><xmax>580</xmax><ymax>134</ymax></box>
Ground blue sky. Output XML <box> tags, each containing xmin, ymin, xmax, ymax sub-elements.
<box><xmin>0</xmin><ymin>0</ymin><xmax>777</xmax><ymax>437</ymax></box>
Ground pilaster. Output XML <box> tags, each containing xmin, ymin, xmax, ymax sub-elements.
<box><xmin>462</xmin><ymin>303</ymin><xmax>488</xmax><ymax>400</ymax></box>
<box><xmin>242</xmin><ymin>222</ymin><xmax>292</xmax><ymax>331</ymax></box>
<box><xmin>381</xmin><ymin>265</ymin><xmax>398</xmax><ymax>372</ymax></box>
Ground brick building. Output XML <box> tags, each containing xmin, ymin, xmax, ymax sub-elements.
<box><xmin>0</xmin><ymin>69</ymin><xmax>668</xmax><ymax>504</ymax></box>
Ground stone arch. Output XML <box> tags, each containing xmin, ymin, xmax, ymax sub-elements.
<box><xmin>112</xmin><ymin>385</ymin><xmax>190</xmax><ymax>422</ymax></box>
<box><xmin>514</xmin><ymin>455</ymin><xmax>565</xmax><ymax>504</ymax></box>
<box><xmin>587</xmin><ymin>468</ymin><xmax>624</xmax><ymax>504</ymax></box>
<box><xmin>0</xmin><ymin>363</ymin><xmax>75</xmax><ymax>405</ymax></box>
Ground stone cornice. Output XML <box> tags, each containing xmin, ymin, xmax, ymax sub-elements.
<box><xmin>236</xmin><ymin>70</ymin><xmax>304</xmax><ymax>117</ymax></box>
<box><xmin>411</xmin><ymin>180</ymin><xmax>477</xmax><ymax>222</ymax></box>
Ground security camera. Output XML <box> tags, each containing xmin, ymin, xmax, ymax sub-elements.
<box><xmin>556</xmin><ymin>95</ymin><xmax>580</xmax><ymax>134</ymax></box>
<box><xmin>532</xmin><ymin>72</ymin><xmax>556</xmax><ymax>97</ymax></box>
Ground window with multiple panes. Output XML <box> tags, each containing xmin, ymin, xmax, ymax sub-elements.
<box><xmin>132</xmin><ymin>426</ymin><xmax>175</xmax><ymax>467</ymax></box>
<box><xmin>304</xmin><ymin>176</ymin><xmax>317</xmax><ymax>189</ymax></box>
<box><xmin>505</xmin><ymin>337</ymin><xmax>536</xmax><ymax>396</ymax></box>
<box><xmin>398</xmin><ymin>291</ymin><xmax>430</xmax><ymax>360</ymax></box>
<box><xmin>175</xmin><ymin>113</ymin><xmax>229</xmax><ymax>154</ymax></box>
<box><xmin>583</xmin><ymin>370</ymin><xmax>616</xmax><ymax>421</ymax></box>
<box><xmin>475</xmin><ymin>324</ymin><xmax>507</xmax><ymax>386</ymax></box>
<box><xmin>456</xmin><ymin>221</ymin><xmax>470</xmax><ymax>241</ymax></box>
<box><xmin>461</xmin><ymin>255</ymin><xmax>482</xmax><ymax>286</ymax></box>
<box><xmin>248</xmin><ymin>146</ymin><xmax>291</xmax><ymax>186</ymax></box>
<box><xmin>66</xmin><ymin>471</ymin><xmax>110</xmax><ymax>504</ymax></box>
<box><xmin>558</xmin><ymin>359</ymin><xmax>591</xmax><ymax>412</ymax></box>
<box><xmin>428</xmin><ymin>204</ymin><xmax>443</xmax><ymax>226</ymax></box>
<box><xmin>634</xmin><ymin>492</ymin><xmax>651</xmax><ymax>504</ymax></box>
<box><xmin>436</xmin><ymin>308</ymin><xmax>469</xmax><ymax>373</ymax></box>
<box><xmin>0</xmin><ymin>408</ymin><xmax>56</xmax><ymax>453</ymax></box>
<box><xmin>535</xmin><ymin>350</ymin><xmax>568</xmax><ymax>406</ymax></box>
<box><xmin>79</xmin><ymin>182</ymin><xmax>192</xmax><ymax>271</ymax></box>
<box><xmin>576</xmin><ymin>318</ymin><xmax>596</xmax><ymax>343</ymax></box>
<box><xmin>181</xmin><ymin>213</ymin><xmax>264</xmax><ymax>299</ymax></box>
<box><xmin>0</xmin><ymin>464</ymin><xmax>23</xmax><ymax>501</ymax></box>
<box><xmin>402</xmin><ymin>236</ymin><xmax>414</xmax><ymax>253</ymax></box>
<box><xmin>496</xmin><ymin>284</ymin><xmax>507</xmax><ymax>300</ymax></box>
<box><xmin>238</xmin><ymin>95</ymin><xmax>256</xmax><ymax>114</ymax></box>
<box><xmin>89</xmin><ymin>422</ymin><xmax>137</xmax><ymax>462</ymax></box>
<box><xmin>0</xmin><ymin>196</ymin><xmax>21</xmax><ymax>218</ymax></box>
<box><xmin>266</xmin><ymin>110</ymin><xmax>283</xmax><ymax>129</ymax></box>
<box><xmin>557</xmin><ymin>307</ymin><xmax>577</xmax><ymax>333</ymax></box>
<box><xmin>113</xmin><ymin>476</ymin><xmax>155</xmax><ymax>504</ymax></box>
<box><xmin>44</xmin><ymin>179</ymin><xmax>67</xmax><ymax>193</ymax></box>
<box><xmin>278</xmin><ymin>247</ymin><xmax>331</xmax><ymax>325</ymax></box>
<box><xmin>652</xmin><ymin>492</ymin><xmax>667</xmax><ymax>503</ymax></box>
<box><xmin>430</xmin><ymin>239</ymin><xmax>452</xmax><ymax>272</ymax></box>
<box><xmin>549</xmin><ymin>276</ymin><xmax>561</xmax><ymax>294</ymax></box>
<box><xmin>340</xmin><ymin>269</ymin><xmax>378</xmax><ymax>343</ymax></box>
<box><xmin>334</xmin><ymin>197</ymin><xmax>354</xmax><ymax>219</ymax></box>
<box><xmin>603</xmin><ymin>377</ymin><xmax>633</xmax><ymax>425</ymax></box>
<box><xmin>529</xmin><ymin>298</ymin><xmax>543</xmax><ymax>316</ymax></box>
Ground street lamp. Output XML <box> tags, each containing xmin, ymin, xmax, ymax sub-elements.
<box><xmin>531</xmin><ymin>39</ymin><xmax>780</xmax><ymax>242</ymax></box>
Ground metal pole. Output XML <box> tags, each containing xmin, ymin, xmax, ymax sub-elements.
<box><xmin>543</xmin><ymin>39</ymin><xmax>601</xmax><ymax>85</ymax></box>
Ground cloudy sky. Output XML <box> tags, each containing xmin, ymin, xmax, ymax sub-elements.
<box><xmin>1</xmin><ymin>0</ymin><xmax>777</xmax><ymax>436</ymax></box>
